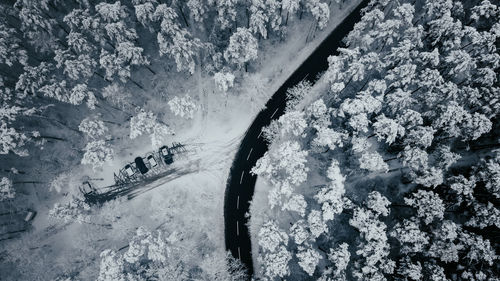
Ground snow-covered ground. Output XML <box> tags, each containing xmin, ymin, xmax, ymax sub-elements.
<box><xmin>0</xmin><ymin>1</ymin><xmax>363</xmax><ymax>279</ymax></box>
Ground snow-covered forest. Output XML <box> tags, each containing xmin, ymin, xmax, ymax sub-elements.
<box><xmin>251</xmin><ymin>0</ymin><xmax>499</xmax><ymax>280</ymax></box>
<box><xmin>0</xmin><ymin>0</ymin><xmax>363</xmax><ymax>279</ymax></box>
<box><xmin>1</xmin><ymin>0</ymin><xmax>499</xmax><ymax>280</ymax></box>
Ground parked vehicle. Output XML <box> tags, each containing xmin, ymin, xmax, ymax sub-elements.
<box><xmin>147</xmin><ymin>154</ymin><xmax>158</xmax><ymax>167</ymax></box>
<box><xmin>160</xmin><ymin>146</ymin><xmax>174</xmax><ymax>165</ymax></box>
<box><xmin>124</xmin><ymin>164</ymin><xmax>135</xmax><ymax>177</ymax></box>
<box><xmin>24</xmin><ymin>210</ymin><xmax>36</xmax><ymax>222</ymax></box>
<box><xmin>135</xmin><ymin>157</ymin><xmax>149</xmax><ymax>174</ymax></box>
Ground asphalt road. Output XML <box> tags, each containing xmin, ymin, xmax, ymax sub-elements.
<box><xmin>224</xmin><ymin>0</ymin><xmax>370</xmax><ymax>277</ymax></box>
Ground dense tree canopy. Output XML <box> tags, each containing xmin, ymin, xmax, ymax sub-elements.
<box><xmin>254</xmin><ymin>0</ymin><xmax>500</xmax><ymax>279</ymax></box>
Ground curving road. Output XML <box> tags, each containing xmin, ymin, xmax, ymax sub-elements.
<box><xmin>224</xmin><ymin>0</ymin><xmax>370</xmax><ymax>277</ymax></box>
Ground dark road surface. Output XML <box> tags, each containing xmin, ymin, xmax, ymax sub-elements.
<box><xmin>224</xmin><ymin>0</ymin><xmax>370</xmax><ymax>277</ymax></box>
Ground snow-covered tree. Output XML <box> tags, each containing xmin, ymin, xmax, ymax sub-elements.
<box><xmin>95</xmin><ymin>1</ymin><xmax>127</xmax><ymax>22</ymax></box>
<box><xmin>0</xmin><ymin>121</ymin><xmax>29</xmax><ymax>156</ymax></box>
<box><xmin>116</xmin><ymin>42</ymin><xmax>149</xmax><ymax>67</ymax></box>
<box><xmin>365</xmin><ymin>191</ymin><xmax>390</xmax><ymax>216</ymax></box>
<box><xmin>290</xmin><ymin>219</ymin><xmax>309</xmax><ymax>245</ymax></box>
<box><xmin>186</xmin><ymin>0</ymin><xmax>207</xmax><ymax>23</ymax></box>
<box><xmin>69</xmin><ymin>84</ymin><xmax>97</xmax><ymax>109</ymax></box>
<box><xmin>351</xmin><ymin>135</ymin><xmax>371</xmax><ymax>153</ymax></box>
<box><xmin>348</xmin><ymin>114</ymin><xmax>369</xmax><ymax>133</ymax></box>
<box><xmin>390</xmin><ymin>219</ymin><xmax>429</xmax><ymax>254</ymax></box>
<box><xmin>252</xmin><ymin>140</ymin><xmax>309</xmax><ymax>186</ymax></box>
<box><xmin>449</xmin><ymin>174</ymin><xmax>475</xmax><ymax>202</ymax></box>
<box><xmin>49</xmin><ymin>197</ymin><xmax>91</xmax><ymax>224</ymax></box>
<box><xmin>151</xmin><ymin>123</ymin><xmax>174</xmax><ymax>149</ymax></box>
<box><xmin>199</xmin><ymin>252</ymin><xmax>247</xmax><ymax>281</ymax></box>
<box><xmin>432</xmin><ymin>102</ymin><xmax>469</xmax><ymax>139</ymax></box>
<box><xmin>96</xmin><ymin>226</ymin><xmax>220</xmax><ymax>280</ymax></box>
<box><xmin>259</xmin><ymin>245</ymin><xmax>292</xmax><ymax>279</ymax></box>
<box><xmin>81</xmin><ymin>140</ymin><xmax>114</xmax><ymax>170</ymax></box>
<box><xmin>130</xmin><ymin>110</ymin><xmax>157</xmax><ymax>139</ymax></box>
<box><xmin>459</xmin><ymin>231</ymin><xmax>497</xmax><ymax>266</ymax></box>
<box><xmin>400</xmin><ymin>145</ymin><xmax>428</xmax><ymax>172</ymax></box>
<box><xmin>405</xmin><ymin>190</ymin><xmax>445</xmax><ymax>225</ymax></box>
<box><xmin>372</xmin><ymin>114</ymin><xmax>405</xmax><ymax>145</ymax></box>
<box><xmin>435</xmin><ymin>145</ymin><xmax>461</xmax><ymax>170</ymax></box>
<box><xmin>123</xmin><ymin>227</ymin><xmax>167</xmax><ymax>264</ymax></box>
<box><xmin>130</xmin><ymin>110</ymin><xmax>173</xmax><ymax>148</ymax></box>
<box><xmin>462</xmin><ymin>112</ymin><xmax>492</xmax><ymax>141</ymax></box>
<box><xmin>396</xmin><ymin>257</ymin><xmax>422</xmax><ymax>281</ymax></box>
<box><xmin>249</xmin><ymin>0</ymin><xmax>269</xmax><ymax>39</ymax></box>
<box><xmin>308</xmin><ymin>209</ymin><xmax>328</xmax><ymax>238</ymax></box>
<box><xmin>282</xmin><ymin>0</ymin><xmax>301</xmax><ymax>16</ymax></box>
<box><xmin>102</xmin><ymin>83</ymin><xmax>132</xmax><ymax>109</ymax></box>
<box><xmin>349</xmin><ymin>199</ymin><xmax>394</xmax><ymax>280</ymax></box>
<box><xmin>277</xmin><ymin>110</ymin><xmax>307</xmax><ymax>138</ymax></box>
<box><xmin>106</xmin><ymin>22</ymin><xmax>139</xmax><ymax>44</ymax></box>
<box><xmin>224</xmin><ymin>28</ymin><xmax>258</xmax><ymax>70</ymax></box>
<box><xmin>424</xmin><ymin>263</ymin><xmax>448</xmax><ymax>281</ymax></box>
<box><xmin>15</xmin><ymin>0</ymin><xmax>58</xmax><ymax>52</ymax></box>
<box><xmin>404</xmin><ymin>126</ymin><xmax>435</xmax><ymax>149</ymax></box>
<box><xmin>0</xmin><ymin>177</ymin><xmax>15</xmax><ymax>201</ymax></box>
<box><xmin>397</xmin><ymin>109</ymin><xmax>423</xmax><ymax>129</ymax></box>
<box><xmin>288</xmin><ymin>81</ymin><xmax>313</xmax><ymax>111</ymax></box>
<box><xmin>338</xmin><ymin>93</ymin><xmax>382</xmax><ymax>118</ymax></box>
<box><xmin>99</xmin><ymin>49</ymin><xmax>131</xmax><ymax>82</ymax></box>
<box><xmin>168</xmin><ymin>95</ymin><xmax>197</xmax><ymax>119</ymax></box>
<box><xmin>413</xmin><ymin>167</ymin><xmax>444</xmax><ymax>188</ymax></box>
<box><xmin>16</xmin><ymin>62</ymin><xmax>53</xmax><ymax>97</ymax></box>
<box><xmin>54</xmin><ymin>50</ymin><xmax>96</xmax><ymax>82</ymax></box>
<box><xmin>444</xmin><ymin>50</ymin><xmax>476</xmax><ymax>77</ymax></box>
<box><xmin>214</xmin><ymin>72</ymin><xmax>235</xmax><ymax>93</ymax></box>
<box><xmin>467</xmin><ymin>201</ymin><xmax>500</xmax><ymax>229</ymax></box>
<box><xmin>350</xmin><ymin>208</ymin><xmax>388</xmax><ymax>242</ymax></box>
<box><xmin>258</xmin><ymin>220</ymin><xmax>289</xmax><ymax>252</ymax></box>
<box><xmin>312</xmin><ymin>127</ymin><xmax>348</xmax><ymax>151</ymax></box>
<box><xmin>470</xmin><ymin>0</ymin><xmax>499</xmax><ymax>24</ymax></box>
<box><xmin>38</xmin><ymin>79</ymin><xmax>72</xmax><ymax>104</ymax></box>
<box><xmin>359</xmin><ymin>151</ymin><xmax>388</xmax><ymax>173</ymax></box>
<box><xmin>313</xmin><ymin>160</ymin><xmax>346</xmax><ymax>223</ymax></box>
<box><xmin>158</xmin><ymin>31</ymin><xmax>199</xmax><ymax>74</ymax></box>
<box><xmin>267</xmin><ymin>181</ymin><xmax>294</xmax><ymax>209</ymax></box>
<box><xmin>306</xmin><ymin>0</ymin><xmax>330</xmax><ymax>29</ymax></box>
<box><xmin>428</xmin><ymin>220</ymin><xmax>462</xmax><ymax>263</ymax></box>
<box><xmin>97</xmin><ymin>250</ymin><xmax>126</xmax><ymax>281</ymax></box>
<box><xmin>155</xmin><ymin>4</ymin><xmax>200</xmax><ymax>74</ymax></box>
<box><xmin>326</xmin><ymin>243</ymin><xmax>350</xmax><ymax>279</ymax></box>
<box><xmin>134</xmin><ymin>0</ymin><xmax>157</xmax><ymax>29</ymax></box>
<box><xmin>79</xmin><ymin>116</ymin><xmax>109</xmax><ymax>140</ymax></box>
<box><xmin>214</xmin><ymin>0</ymin><xmax>238</xmax><ymax>29</ymax></box>
<box><xmin>296</xmin><ymin>245</ymin><xmax>322</xmax><ymax>276</ymax></box>
<box><xmin>282</xmin><ymin>194</ymin><xmax>307</xmax><ymax>217</ymax></box>
<box><xmin>477</xmin><ymin>150</ymin><xmax>500</xmax><ymax>198</ymax></box>
<box><xmin>0</xmin><ymin>23</ymin><xmax>27</xmax><ymax>67</ymax></box>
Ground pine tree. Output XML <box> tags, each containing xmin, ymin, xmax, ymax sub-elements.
<box><xmin>224</xmin><ymin>27</ymin><xmax>258</xmax><ymax>71</ymax></box>
<box><xmin>79</xmin><ymin>116</ymin><xmax>109</xmax><ymax>140</ymax></box>
<box><xmin>0</xmin><ymin>22</ymin><xmax>28</xmax><ymax>67</ymax></box>
<box><xmin>390</xmin><ymin>219</ymin><xmax>429</xmax><ymax>254</ymax></box>
<box><xmin>290</xmin><ymin>219</ymin><xmax>309</xmax><ymax>245</ymax></box>
<box><xmin>404</xmin><ymin>190</ymin><xmax>444</xmax><ymax>225</ymax></box>
<box><xmin>296</xmin><ymin>245</ymin><xmax>322</xmax><ymax>276</ymax></box>
<box><xmin>0</xmin><ymin>177</ymin><xmax>15</xmax><ymax>201</ymax></box>
<box><xmin>168</xmin><ymin>95</ymin><xmax>197</xmax><ymax>119</ymax></box>
<box><xmin>81</xmin><ymin>139</ymin><xmax>114</xmax><ymax>170</ymax></box>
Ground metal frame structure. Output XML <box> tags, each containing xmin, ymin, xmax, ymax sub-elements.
<box><xmin>81</xmin><ymin>143</ymin><xmax>188</xmax><ymax>204</ymax></box>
